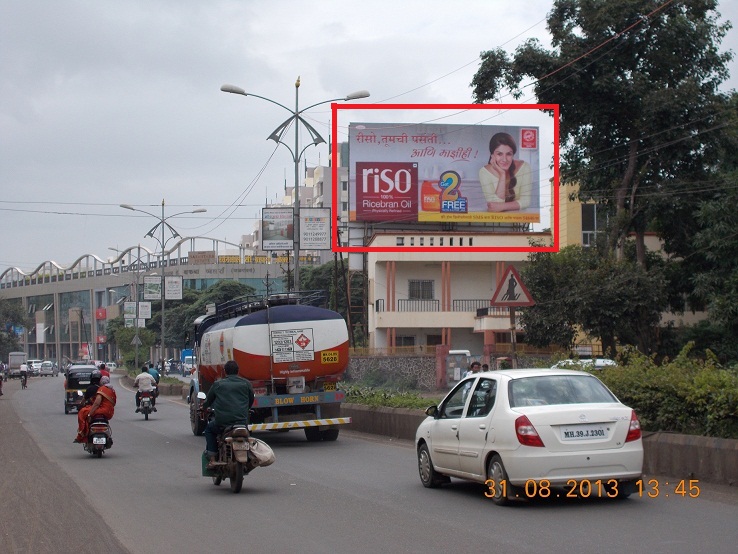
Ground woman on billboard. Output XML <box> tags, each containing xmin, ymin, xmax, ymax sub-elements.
<box><xmin>479</xmin><ymin>132</ymin><xmax>532</xmax><ymax>212</ymax></box>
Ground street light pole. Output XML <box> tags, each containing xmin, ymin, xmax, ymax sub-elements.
<box><xmin>120</xmin><ymin>201</ymin><xmax>206</xmax><ymax>369</ymax></box>
<box><xmin>221</xmin><ymin>79</ymin><xmax>369</xmax><ymax>292</ymax></box>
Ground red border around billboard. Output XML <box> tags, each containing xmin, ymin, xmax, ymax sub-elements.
<box><xmin>331</xmin><ymin>103</ymin><xmax>560</xmax><ymax>254</ymax></box>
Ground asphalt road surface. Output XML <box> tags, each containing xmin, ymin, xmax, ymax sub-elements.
<box><xmin>2</xmin><ymin>374</ymin><xmax>738</xmax><ymax>554</ymax></box>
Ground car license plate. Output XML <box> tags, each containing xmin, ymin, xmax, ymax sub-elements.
<box><xmin>560</xmin><ymin>424</ymin><xmax>608</xmax><ymax>440</ymax></box>
<box><xmin>92</xmin><ymin>437</ymin><xmax>106</xmax><ymax>445</ymax></box>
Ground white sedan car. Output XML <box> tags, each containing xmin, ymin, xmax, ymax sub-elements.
<box><xmin>416</xmin><ymin>369</ymin><xmax>643</xmax><ymax>505</ymax></box>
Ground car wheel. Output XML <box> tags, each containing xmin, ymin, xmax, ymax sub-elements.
<box><xmin>417</xmin><ymin>443</ymin><xmax>446</xmax><ymax>488</ymax></box>
<box><xmin>487</xmin><ymin>455</ymin><xmax>512</xmax><ymax>506</ymax></box>
<box><xmin>610</xmin><ymin>479</ymin><xmax>634</xmax><ymax>499</ymax></box>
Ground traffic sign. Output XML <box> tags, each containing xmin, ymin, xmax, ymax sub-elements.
<box><xmin>131</xmin><ymin>335</ymin><xmax>143</xmax><ymax>346</ymax></box>
<box><xmin>490</xmin><ymin>265</ymin><xmax>535</xmax><ymax>307</ymax></box>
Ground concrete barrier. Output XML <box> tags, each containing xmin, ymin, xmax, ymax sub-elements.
<box><xmin>341</xmin><ymin>403</ymin><xmax>738</xmax><ymax>487</ymax></box>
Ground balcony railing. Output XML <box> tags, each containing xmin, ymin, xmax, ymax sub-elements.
<box><xmin>397</xmin><ymin>299</ymin><xmax>440</xmax><ymax>312</ymax></box>
<box><xmin>375</xmin><ymin>299</ymin><xmax>496</xmax><ymax>313</ymax></box>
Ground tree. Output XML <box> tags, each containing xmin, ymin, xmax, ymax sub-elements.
<box><xmin>520</xmin><ymin>245</ymin><xmax>668</xmax><ymax>354</ymax></box>
<box><xmin>471</xmin><ymin>0</ymin><xmax>733</xmax><ymax>266</ymax></box>
<box><xmin>0</xmin><ymin>297</ymin><xmax>32</xmax><ymax>361</ymax></box>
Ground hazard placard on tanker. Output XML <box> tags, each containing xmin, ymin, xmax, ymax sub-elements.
<box><xmin>271</xmin><ymin>328</ymin><xmax>315</xmax><ymax>363</ymax></box>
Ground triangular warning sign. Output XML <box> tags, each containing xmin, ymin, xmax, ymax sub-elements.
<box><xmin>490</xmin><ymin>265</ymin><xmax>535</xmax><ymax>307</ymax></box>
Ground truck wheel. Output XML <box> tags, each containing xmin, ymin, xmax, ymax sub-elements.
<box><xmin>64</xmin><ymin>405</ymin><xmax>69</xmax><ymax>415</ymax></box>
<box><xmin>321</xmin><ymin>428</ymin><xmax>339</xmax><ymax>441</ymax></box>
<box><xmin>304</xmin><ymin>427</ymin><xmax>322</xmax><ymax>442</ymax></box>
<box><xmin>190</xmin><ymin>391</ymin><xmax>206</xmax><ymax>436</ymax></box>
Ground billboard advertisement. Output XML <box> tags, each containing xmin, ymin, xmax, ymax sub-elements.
<box><xmin>262</xmin><ymin>207</ymin><xmax>294</xmax><ymax>251</ymax></box>
<box><xmin>348</xmin><ymin>122</ymin><xmax>540</xmax><ymax>225</ymax></box>
<box><xmin>299</xmin><ymin>207</ymin><xmax>332</xmax><ymax>250</ymax></box>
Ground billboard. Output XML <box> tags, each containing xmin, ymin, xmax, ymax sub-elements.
<box><xmin>349</xmin><ymin>122</ymin><xmax>540</xmax><ymax>225</ymax></box>
<box><xmin>299</xmin><ymin>208</ymin><xmax>331</xmax><ymax>250</ymax></box>
<box><xmin>262</xmin><ymin>207</ymin><xmax>294</xmax><ymax>251</ymax></box>
<box><xmin>143</xmin><ymin>276</ymin><xmax>162</xmax><ymax>300</ymax></box>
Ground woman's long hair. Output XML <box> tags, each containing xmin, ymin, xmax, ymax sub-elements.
<box><xmin>488</xmin><ymin>133</ymin><xmax>518</xmax><ymax>202</ymax></box>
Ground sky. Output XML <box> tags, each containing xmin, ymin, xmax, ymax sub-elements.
<box><xmin>1</xmin><ymin>0</ymin><xmax>737</xmax><ymax>273</ymax></box>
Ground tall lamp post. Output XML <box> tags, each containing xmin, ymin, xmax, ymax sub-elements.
<box><xmin>220</xmin><ymin>78</ymin><xmax>369</xmax><ymax>292</ymax></box>
<box><xmin>120</xmin><ymin>201</ymin><xmax>206</xmax><ymax>368</ymax></box>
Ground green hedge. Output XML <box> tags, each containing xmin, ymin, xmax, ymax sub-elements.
<box><xmin>342</xmin><ymin>384</ymin><xmax>441</xmax><ymax>410</ymax></box>
<box><xmin>597</xmin><ymin>344</ymin><xmax>738</xmax><ymax>439</ymax></box>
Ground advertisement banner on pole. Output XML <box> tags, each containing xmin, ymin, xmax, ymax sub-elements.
<box><xmin>299</xmin><ymin>208</ymin><xmax>331</xmax><ymax>250</ymax></box>
<box><xmin>262</xmin><ymin>207</ymin><xmax>294</xmax><ymax>251</ymax></box>
<box><xmin>138</xmin><ymin>302</ymin><xmax>152</xmax><ymax>319</ymax></box>
<box><xmin>143</xmin><ymin>276</ymin><xmax>162</xmax><ymax>300</ymax></box>
<box><xmin>165</xmin><ymin>275</ymin><xmax>183</xmax><ymax>300</ymax></box>
<box><xmin>123</xmin><ymin>302</ymin><xmax>137</xmax><ymax>318</ymax></box>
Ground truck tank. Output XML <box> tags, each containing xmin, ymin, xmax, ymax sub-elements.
<box><xmin>198</xmin><ymin>304</ymin><xmax>349</xmax><ymax>389</ymax></box>
<box><xmin>189</xmin><ymin>293</ymin><xmax>352</xmax><ymax>441</ymax></box>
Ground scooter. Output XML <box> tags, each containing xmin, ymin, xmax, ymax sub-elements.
<box><xmin>84</xmin><ymin>416</ymin><xmax>113</xmax><ymax>458</ymax></box>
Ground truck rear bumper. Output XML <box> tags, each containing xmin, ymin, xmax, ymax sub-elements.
<box><xmin>249</xmin><ymin>417</ymin><xmax>351</xmax><ymax>432</ymax></box>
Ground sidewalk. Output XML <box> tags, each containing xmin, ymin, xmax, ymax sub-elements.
<box><xmin>0</xmin><ymin>379</ymin><xmax>129</xmax><ymax>554</ymax></box>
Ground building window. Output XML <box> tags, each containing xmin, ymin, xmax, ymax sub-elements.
<box><xmin>430</xmin><ymin>237</ymin><xmax>434</xmax><ymax>246</ymax></box>
<box><xmin>459</xmin><ymin>237</ymin><xmax>464</xmax><ymax>246</ymax></box>
<box><xmin>395</xmin><ymin>335</ymin><xmax>416</xmax><ymax>347</ymax></box>
<box><xmin>396</xmin><ymin>237</ymin><xmax>405</xmax><ymax>246</ymax></box>
<box><xmin>450</xmin><ymin>237</ymin><xmax>454</xmax><ymax>246</ymax></box>
<box><xmin>439</xmin><ymin>237</ymin><xmax>443</xmax><ymax>246</ymax></box>
<box><xmin>419</xmin><ymin>237</ymin><xmax>424</xmax><ymax>246</ymax></box>
<box><xmin>341</xmin><ymin>181</ymin><xmax>348</xmax><ymax>191</ymax></box>
<box><xmin>410</xmin><ymin>237</ymin><xmax>415</xmax><ymax>246</ymax></box>
<box><xmin>469</xmin><ymin>237</ymin><xmax>473</xmax><ymax>246</ymax></box>
<box><xmin>341</xmin><ymin>202</ymin><xmax>348</xmax><ymax>212</ymax></box>
<box><xmin>582</xmin><ymin>204</ymin><xmax>606</xmax><ymax>247</ymax></box>
<box><xmin>409</xmin><ymin>279</ymin><xmax>434</xmax><ymax>300</ymax></box>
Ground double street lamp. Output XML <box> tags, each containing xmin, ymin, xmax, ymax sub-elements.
<box><xmin>120</xmin><ymin>201</ymin><xmax>206</xmax><ymax>368</ymax></box>
<box><xmin>220</xmin><ymin>78</ymin><xmax>369</xmax><ymax>292</ymax></box>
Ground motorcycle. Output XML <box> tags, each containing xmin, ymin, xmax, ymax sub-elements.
<box><xmin>198</xmin><ymin>395</ymin><xmax>271</xmax><ymax>494</ymax></box>
<box><xmin>84</xmin><ymin>416</ymin><xmax>113</xmax><ymax>458</ymax></box>
<box><xmin>139</xmin><ymin>390</ymin><xmax>154</xmax><ymax>420</ymax></box>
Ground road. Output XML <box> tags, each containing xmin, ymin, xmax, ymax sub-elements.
<box><xmin>2</xmin><ymin>374</ymin><xmax>738</xmax><ymax>554</ymax></box>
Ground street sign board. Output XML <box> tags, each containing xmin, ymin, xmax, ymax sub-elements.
<box><xmin>490</xmin><ymin>265</ymin><xmax>535</xmax><ymax>307</ymax></box>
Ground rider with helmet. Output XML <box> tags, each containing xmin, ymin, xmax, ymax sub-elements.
<box><xmin>134</xmin><ymin>366</ymin><xmax>158</xmax><ymax>412</ymax></box>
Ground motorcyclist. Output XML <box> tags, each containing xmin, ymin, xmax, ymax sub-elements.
<box><xmin>74</xmin><ymin>369</ymin><xmax>103</xmax><ymax>442</ymax></box>
<box><xmin>202</xmin><ymin>360</ymin><xmax>254</xmax><ymax>469</ymax></box>
<box><xmin>133</xmin><ymin>366</ymin><xmax>157</xmax><ymax>412</ymax></box>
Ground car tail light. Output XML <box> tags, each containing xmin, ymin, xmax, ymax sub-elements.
<box><xmin>515</xmin><ymin>415</ymin><xmax>545</xmax><ymax>447</ymax></box>
<box><xmin>625</xmin><ymin>410</ymin><xmax>641</xmax><ymax>442</ymax></box>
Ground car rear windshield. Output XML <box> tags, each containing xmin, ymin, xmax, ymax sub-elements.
<box><xmin>509</xmin><ymin>375</ymin><xmax>617</xmax><ymax>407</ymax></box>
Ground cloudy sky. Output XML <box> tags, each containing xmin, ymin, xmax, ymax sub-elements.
<box><xmin>1</xmin><ymin>0</ymin><xmax>737</xmax><ymax>273</ymax></box>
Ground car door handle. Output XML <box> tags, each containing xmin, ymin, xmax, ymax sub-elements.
<box><xmin>478</xmin><ymin>424</ymin><xmax>487</xmax><ymax>430</ymax></box>
<box><xmin>451</xmin><ymin>425</ymin><xmax>458</xmax><ymax>431</ymax></box>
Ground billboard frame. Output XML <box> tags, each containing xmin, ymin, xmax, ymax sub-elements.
<box><xmin>331</xmin><ymin>103</ymin><xmax>560</xmax><ymax>254</ymax></box>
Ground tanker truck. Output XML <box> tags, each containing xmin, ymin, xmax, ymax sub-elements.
<box><xmin>187</xmin><ymin>291</ymin><xmax>351</xmax><ymax>441</ymax></box>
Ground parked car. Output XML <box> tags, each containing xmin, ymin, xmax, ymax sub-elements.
<box><xmin>415</xmin><ymin>368</ymin><xmax>643</xmax><ymax>505</ymax></box>
<box><xmin>39</xmin><ymin>361</ymin><xmax>56</xmax><ymax>376</ymax></box>
<box><xmin>27</xmin><ymin>359</ymin><xmax>43</xmax><ymax>376</ymax></box>
<box><xmin>551</xmin><ymin>358</ymin><xmax>617</xmax><ymax>370</ymax></box>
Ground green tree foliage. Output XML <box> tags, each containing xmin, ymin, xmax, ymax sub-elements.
<box><xmin>692</xmin><ymin>168</ymin><xmax>738</xmax><ymax>336</ymax></box>
<box><xmin>521</xmin><ymin>245</ymin><xmax>668</xmax><ymax>354</ymax></box>
<box><xmin>0</xmin><ymin>297</ymin><xmax>32</xmax><ymax>360</ymax></box>
<box><xmin>471</xmin><ymin>0</ymin><xmax>733</xmax><ymax>265</ymax></box>
<box><xmin>106</xmin><ymin>280</ymin><xmax>255</xmax><ymax>359</ymax></box>
<box><xmin>300</xmin><ymin>261</ymin><xmax>367</xmax><ymax>346</ymax></box>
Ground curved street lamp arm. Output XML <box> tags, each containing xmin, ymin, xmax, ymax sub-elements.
<box><xmin>221</xmin><ymin>84</ymin><xmax>293</xmax><ymax>114</ymax></box>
